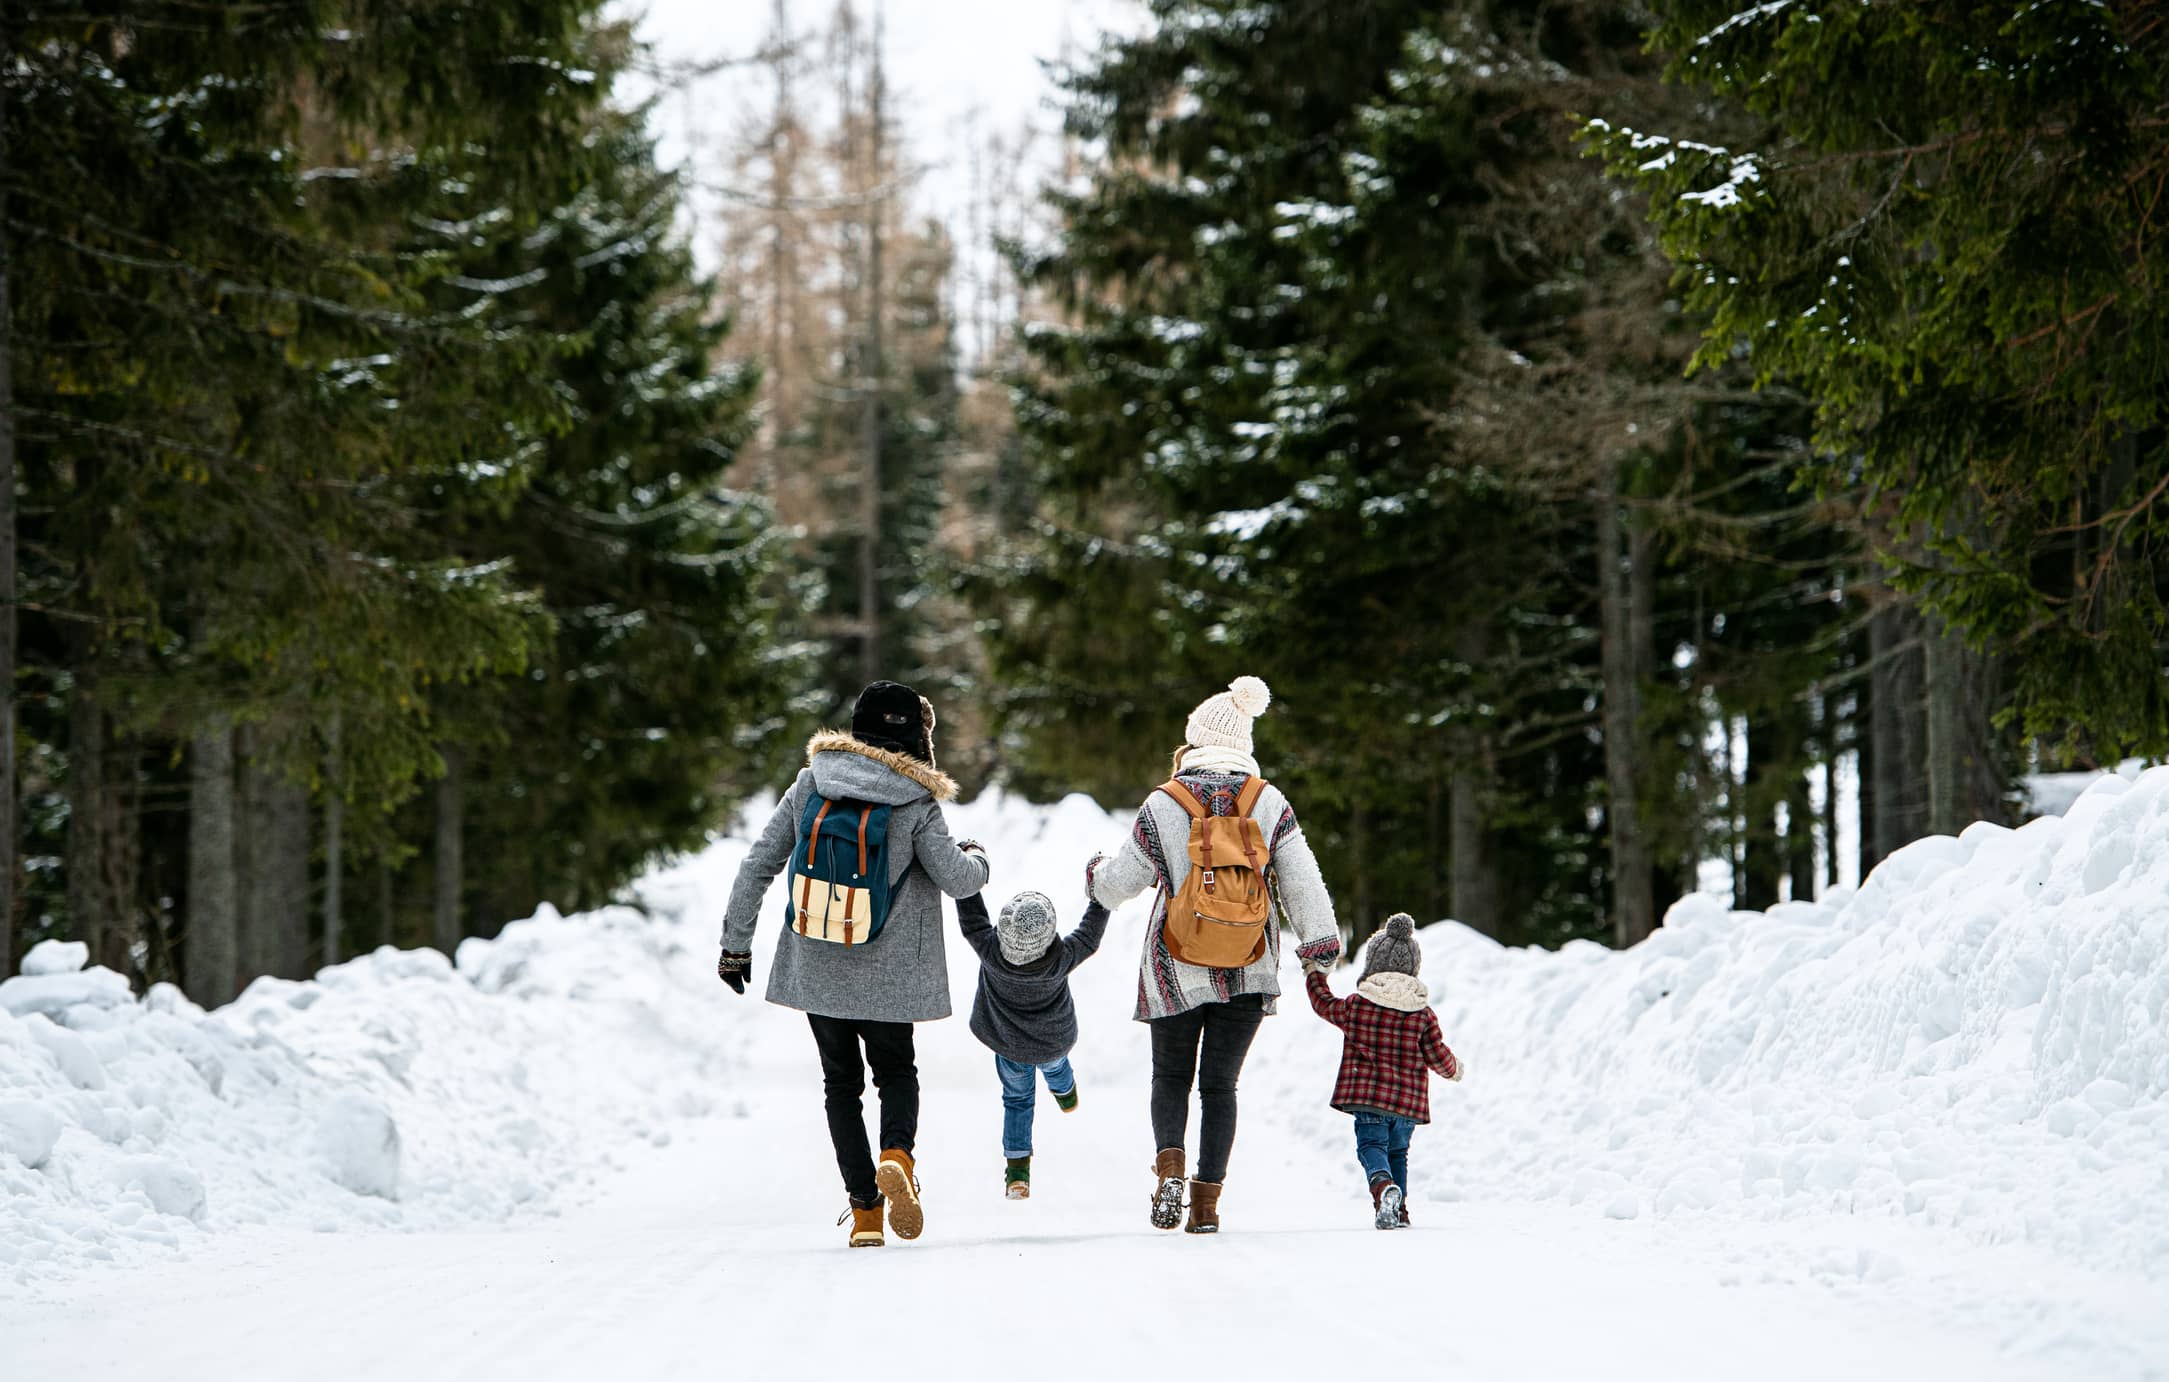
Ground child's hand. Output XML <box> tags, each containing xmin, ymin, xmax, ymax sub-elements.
<box><xmin>1449</xmin><ymin>1057</ymin><xmax>1466</xmax><ymax>1083</ymax></box>
<box><xmin>1300</xmin><ymin>956</ymin><xmax>1330</xmax><ymax>976</ymax></box>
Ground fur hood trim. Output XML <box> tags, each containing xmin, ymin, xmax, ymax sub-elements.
<box><xmin>1356</xmin><ymin>971</ymin><xmax>1431</xmax><ymax>1012</ymax></box>
<box><xmin>807</xmin><ymin>729</ymin><xmax>961</xmax><ymax>802</ymax></box>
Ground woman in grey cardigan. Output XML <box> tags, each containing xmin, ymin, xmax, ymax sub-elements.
<box><xmin>717</xmin><ymin>681</ymin><xmax>991</xmax><ymax>1249</ymax></box>
<box><xmin>1088</xmin><ymin>675</ymin><xmax>1342</xmax><ymax>1234</ymax></box>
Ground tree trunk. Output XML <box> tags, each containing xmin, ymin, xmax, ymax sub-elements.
<box><xmin>1737</xmin><ymin>714</ymin><xmax>1782</xmax><ymax>911</ymax></box>
<box><xmin>323</xmin><ymin>728</ymin><xmax>343</xmax><ymax>968</ymax></box>
<box><xmin>433</xmin><ymin>745</ymin><xmax>464</xmax><ymax>958</ymax></box>
<box><xmin>1820</xmin><ymin>692</ymin><xmax>1840</xmax><ymax>892</ymax></box>
<box><xmin>1447</xmin><ymin>760</ymin><xmax>1498</xmax><ymax>940</ymax></box>
<box><xmin>0</xmin><ymin>61</ymin><xmax>16</xmax><ymax>979</ymax></box>
<box><xmin>269</xmin><ymin>774</ymin><xmax>309</xmax><ymax>977</ymax></box>
<box><xmin>1786</xmin><ymin>724</ymin><xmax>1817</xmax><ymax>902</ymax></box>
<box><xmin>1423</xmin><ymin>766</ymin><xmax>1441</xmax><ymax>925</ymax></box>
<box><xmin>1923</xmin><ymin>618</ymin><xmax>1966</xmax><ymax>836</ymax></box>
<box><xmin>1868</xmin><ymin>598</ymin><xmax>1925</xmax><ymax>861</ymax></box>
<box><xmin>1348</xmin><ymin>792</ymin><xmax>1373</xmax><ymax>950</ymax></box>
<box><xmin>1597</xmin><ymin>460</ymin><xmax>1655</xmax><ymax>946</ymax></box>
<box><xmin>187</xmin><ymin>725</ymin><xmax>240</xmax><ymax>1006</ymax></box>
<box><xmin>66</xmin><ymin>677</ymin><xmax>128</xmax><ymax>975</ymax></box>
<box><xmin>1856</xmin><ymin>673</ymin><xmax>1878</xmax><ymax>882</ymax></box>
<box><xmin>856</xmin><ymin>7</ymin><xmax>887</xmax><ymax>684</ymax></box>
<box><xmin>1446</xmin><ymin>621</ymin><xmax>1500</xmax><ymax>939</ymax></box>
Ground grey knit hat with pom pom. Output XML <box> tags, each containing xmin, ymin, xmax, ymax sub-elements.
<box><xmin>997</xmin><ymin>891</ymin><xmax>1059</xmax><ymax>966</ymax></box>
<box><xmin>1360</xmin><ymin>913</ymin><xmax>1422</xmax><ymax>979</ymax></box>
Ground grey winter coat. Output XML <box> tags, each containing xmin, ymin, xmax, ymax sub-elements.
<box><xmin>954</xmin><ymin>893</ymin><xmax>1109</xmax><ymax>1065</ymax></box>
<box><xmin>719</xmin><ymin>731</ymin><xmax>991</xmax><ymax>1023</ymax></box>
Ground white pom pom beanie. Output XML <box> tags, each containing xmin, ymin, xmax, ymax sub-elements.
<box><xmin>1184</xmin><ymin>676</ymin><xmax>1272</xmax><ymax>758</ymax></box>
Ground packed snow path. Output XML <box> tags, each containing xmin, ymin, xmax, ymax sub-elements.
<box><xmin>6</xmin><ymin>779</ymin><xmax>2169</xmax><ymax>1378</ymax></box>
<box><xmin>12</xmin><ymin>1030</ymin><xmax>2159</xmax><ymax>1382</ymax></box>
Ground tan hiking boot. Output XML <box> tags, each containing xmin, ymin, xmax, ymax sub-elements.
<box><xmin>842</xmin><ymin>1200</ymin><xmax>884</xmax><ymax>1248</ymax></box>
<box><xmin>1186</xmin><ymin>1179</ymin><xmax>1222</xmax><ymax>1234</ymax></box>
<box><xmin>1150</xmin><ymin>1148</ymin><xmax>1186</xmax><ymax>1230</ymax></box>
<box><xmin>876</xmin><ymin>1148</ymin><xmax>923</xmax><ymax>1240</ymax></box>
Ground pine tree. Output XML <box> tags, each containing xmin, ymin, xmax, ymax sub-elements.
<box><xmin>1591</xmin><ymin>0</ymin><xmax>2169</xmax><ymax>765</ymax></box>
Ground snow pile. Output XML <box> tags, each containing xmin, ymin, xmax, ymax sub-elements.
<box><xmin>6</xmin><ymin>765</ymin><xmax>2168</xmax><ymax>1289</ymax></box>
<box><xmin>1257</xmin><ymin>766</ymin><xmax>2169</xmax><ymax>1274</ymax></box>
<box><xmin>0</xmin><ymin>884</ymin><xmax>735</xmax><ymax>1282</ymax></box>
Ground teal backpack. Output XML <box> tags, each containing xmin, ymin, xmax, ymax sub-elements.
<box><xmin>781</xmin><ymin>792</ymin><xmax>896</xmax><ymax>947</ymax></box>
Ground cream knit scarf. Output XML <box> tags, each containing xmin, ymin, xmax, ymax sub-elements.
<box><xmin>1178</xmin><ymin>744</ymin><xmax>1262</xmax><ymax>778</ymax></box>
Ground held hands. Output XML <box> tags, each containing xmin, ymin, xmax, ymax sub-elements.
<box><xmin>1084</xmin><ymin>852</ymin><xmax>1107</xmax><ymax>897</ymax></box>
<box><xmin>1300</xmin><ymin>955</ymin><xmax>1332</xmax><ymax>977</ymax></box>
<box><xmin>718</xmin><ymin>950</ymin><xmax>753</xmax><ymax>995</ymax></box>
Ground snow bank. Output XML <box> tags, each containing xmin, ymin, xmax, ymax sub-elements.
<box><xmin>0</xmin><ymin>886</ymin><xmax>735</xmax><ymax>1282</ymax></box>
<box><xmin>7</xmin><ymin>766</ymin><xmax>2167</xmax><ymax>1286</ymax></box>
<box><xmin>1257</xmin><ymin>766</ymin><xmax>2169</xmax><ymax>1274</ymax></box>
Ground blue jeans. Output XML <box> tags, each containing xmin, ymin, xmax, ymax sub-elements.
<box><xmin>1353</xmin><ymin>1112</ymin><xmax>1416</xmax><ymax>1192</ymax></box>
<box><xmin>996</xmin><ymin>1054</ymin><xmax>1076</xmax><ymax>1158</ymax></box>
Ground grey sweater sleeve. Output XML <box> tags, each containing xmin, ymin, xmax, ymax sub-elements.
<box><xmin>1089</xmin><ymin>798</ymin><xmax>1162</xmax><ymax>909</ymax></box>
<box><xmin>1271</xmin><ymin>823</ymin><xmax>1342</xmax><ymax>963</ymax></box>
<box><xmin>719</xmin><ymin>772</ymin><xmax>811</xmax><ymax>952</ymax></box>
<box><xmin>913</xmin><ymin>804</ymin><xmax>993</xmax><ymax>899</ymax></box>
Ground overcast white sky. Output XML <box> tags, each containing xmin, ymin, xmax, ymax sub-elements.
<box><xmin>620</xmin><ymin>0</ymin><xmax>1145</xmax><ymax>265</ymax></box>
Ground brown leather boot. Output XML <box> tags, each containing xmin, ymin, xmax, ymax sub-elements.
<box><xmin>1186</xmin><ymin>1179</ymin><xmax>1222</xmax><ymax>1234</ymax></box>
<box><xmin>876</xmin><ymin>1148</ymin><xmax>923</xmax><ymax>1240</ymax></box>
<box><xmin>842</xmin><ymin>1197</ymin><xmax>884</xmax><ymax>1248</ymax></box>
<box><xmin>1150</xmin><ymin>1148</ymin><xmax>1186</xmax><ymax>1230</ymax></box>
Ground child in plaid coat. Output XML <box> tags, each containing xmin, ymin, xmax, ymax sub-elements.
<box><xmin>1303</xmin><ymin>913</ymin><xmax>1462</xmax><ymax>1229</ymax></box>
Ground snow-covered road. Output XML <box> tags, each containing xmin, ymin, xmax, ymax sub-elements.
<box><xmin>7</xmin><ymin>779</ymin><xmax>2169</xmax><ymax>1379</ymax></box>
<box><xmin>10</xmin><ymin>1009</ymin><xmax>2163</xmax><ymax>1381</ymax></box>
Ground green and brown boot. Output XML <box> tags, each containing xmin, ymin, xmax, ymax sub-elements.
<box><xmin>1004</xmin><ymin>1157</ymin><xmax>1031</xmax><ymax>1200</ymax></box>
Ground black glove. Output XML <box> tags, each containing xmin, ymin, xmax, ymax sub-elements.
<box><xmin>719</xmin><ymin>950</ymin><xmax>753</xmax><ymax>995</ymax></box>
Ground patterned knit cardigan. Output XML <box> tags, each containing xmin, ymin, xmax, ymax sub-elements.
<box><xmin>1090</xmin><ymin>770</ymin><xmax>1343</xmax><ymax>1021</ymax></box>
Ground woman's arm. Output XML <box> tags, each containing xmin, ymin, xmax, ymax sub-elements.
<box><xmin>913</xmin><ymin>805</ymin><xmax>994</xmax><ymax>899</ymax></box>
<box><xmin>1088</xmin><ymin>801</ymin><xmax>1162</xmax><ymax>909</ymax></box>
<box><xmin>719</xmin><ymin>773</ymin><xmax>812</xmax><ymax>953</ymax></box>
<box><xmin>1271</xmin><ymin>823</ymin><xmax>1344</xmax><ymax>969</ymax></box>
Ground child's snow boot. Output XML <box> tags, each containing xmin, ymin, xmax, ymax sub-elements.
<box><xmin>876</xmin><ymin>1148</ymin><xmax>923</xmax><ymax>1240</ymax></box>
<box><xmin>1005</xmin><ymin>1157</ymin><xmax>1031</xmax><ymax>1200</ymax></box>
<box><xmin>1149</xmin><ymin>1148</ymin><xmax>1186</xmax><ymax>1230</ymax></box>
<box><xmin>1053</xmin><ymin>1082</ymin><xmax>1079</xmax><ymax>1113</ymax></box>
<box><xmin>1185</xmin><ymin>1179</ymin><xmax>1222</xmax><ymax>1234</ymax></box>
<box><xmin>842</xmin><ymin>1195</ymin><xmax>885</xmax><ymax>1248</ymax></box>
<box><xmin>1369</xmin><ymin>1173</ymin><xmax>1404</xmax><ymax>1231</ymax></box>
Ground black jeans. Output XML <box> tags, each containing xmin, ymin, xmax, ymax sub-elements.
<box><xmin>807</xmin><ymin>1014</ymin><xmax>919</xmax><ymax>1205</ymax></box>
<box><xmin>1148</xmin><ymin>994</ymin><xmax>1266</xmax><ymax>1184</ymax></box>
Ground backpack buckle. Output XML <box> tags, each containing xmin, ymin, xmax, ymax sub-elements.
<box><xmin>1201</xmin><ymin>868</ymin><xmax>1215</xmax><ymax>892</ymax></box>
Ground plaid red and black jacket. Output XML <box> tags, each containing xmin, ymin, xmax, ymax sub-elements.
<box><xmin>1305</xmin><ymin>970</ymin><xmax>1460</xmax><ymax>1124</ymax></box>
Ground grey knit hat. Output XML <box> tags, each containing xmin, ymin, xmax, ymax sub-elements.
<box><xmin>997</xmin><ymin>891</ymin><xmax>1059</xmax><ymax>965</ymax></box>
<box><xmin>1359</xmin><ymin>913</ymin><xmax>1422</xmax><ymax>980</ymax></box>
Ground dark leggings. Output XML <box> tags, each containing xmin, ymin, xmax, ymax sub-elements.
<box><xmin>1148</xmin><ymin>994</ymin><xmax>1266</xmax><ymax>1184</ymax></box>
<box><xmin>807</xmin><ymin>1014</ymin><xmax>918</xmax><ymax>1205</ymax></box>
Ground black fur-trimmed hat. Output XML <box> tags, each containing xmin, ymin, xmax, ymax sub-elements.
<box><xmin>851</xmin><ymin>680</ymin><xmax>936</xmax><ymax>765</ymax></box>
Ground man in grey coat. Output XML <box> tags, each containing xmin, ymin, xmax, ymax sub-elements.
<box><xmin>717</xmin><ymin>680</ymin><xmax>990</xmax><ymax>1248</ymax></box>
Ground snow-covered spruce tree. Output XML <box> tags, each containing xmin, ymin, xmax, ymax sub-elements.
<box><xmin>5</xmin><ymin>3</ymin><xmax>613</xmax><ymax>992</ymax></box>
<box><xmin>383</xmin><ymin>92</ymin><xmax>802</xmax><ymax>946</ymax></box>
<box><xmin>1591</xmin><ymin>0</ymin><xmax>2169</xmax><ymax>767</ymax></box>
<box><xmin>990</xmin><ymin>0</ymin><xmax>1858</xmax><ymax>945</ymax></box>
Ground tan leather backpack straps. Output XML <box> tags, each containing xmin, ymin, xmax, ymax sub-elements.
<box><xmin>1159</xmin><ymin>779</ymin><xmax>1208</xmax><ymax>819</ymax></box>
<box><xmin>806</xmin><ymin>799</ymin><xmax>834</xmax><ymax>868</ymax></box>
<box><xmin>1235</xmin><ymin>776</ymin><xmax>1268</xmax><ymax>869</ymax></box>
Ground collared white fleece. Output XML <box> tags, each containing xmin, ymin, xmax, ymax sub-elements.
<box><xmin>1356</xmin><ymin>971</ymin><xmax>1430</xmax><ymax>1013</ymax></box>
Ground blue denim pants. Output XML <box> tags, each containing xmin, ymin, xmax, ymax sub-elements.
<box><xmin>1352</xmin><ymin>1111</ymin><xmax>1417</xmax><ymax>1192</ymax></box>
<box><xmin>996</xmin><ymin>1054</ymin><xmax>1076</xmax><ymax>1158</ymax></box>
